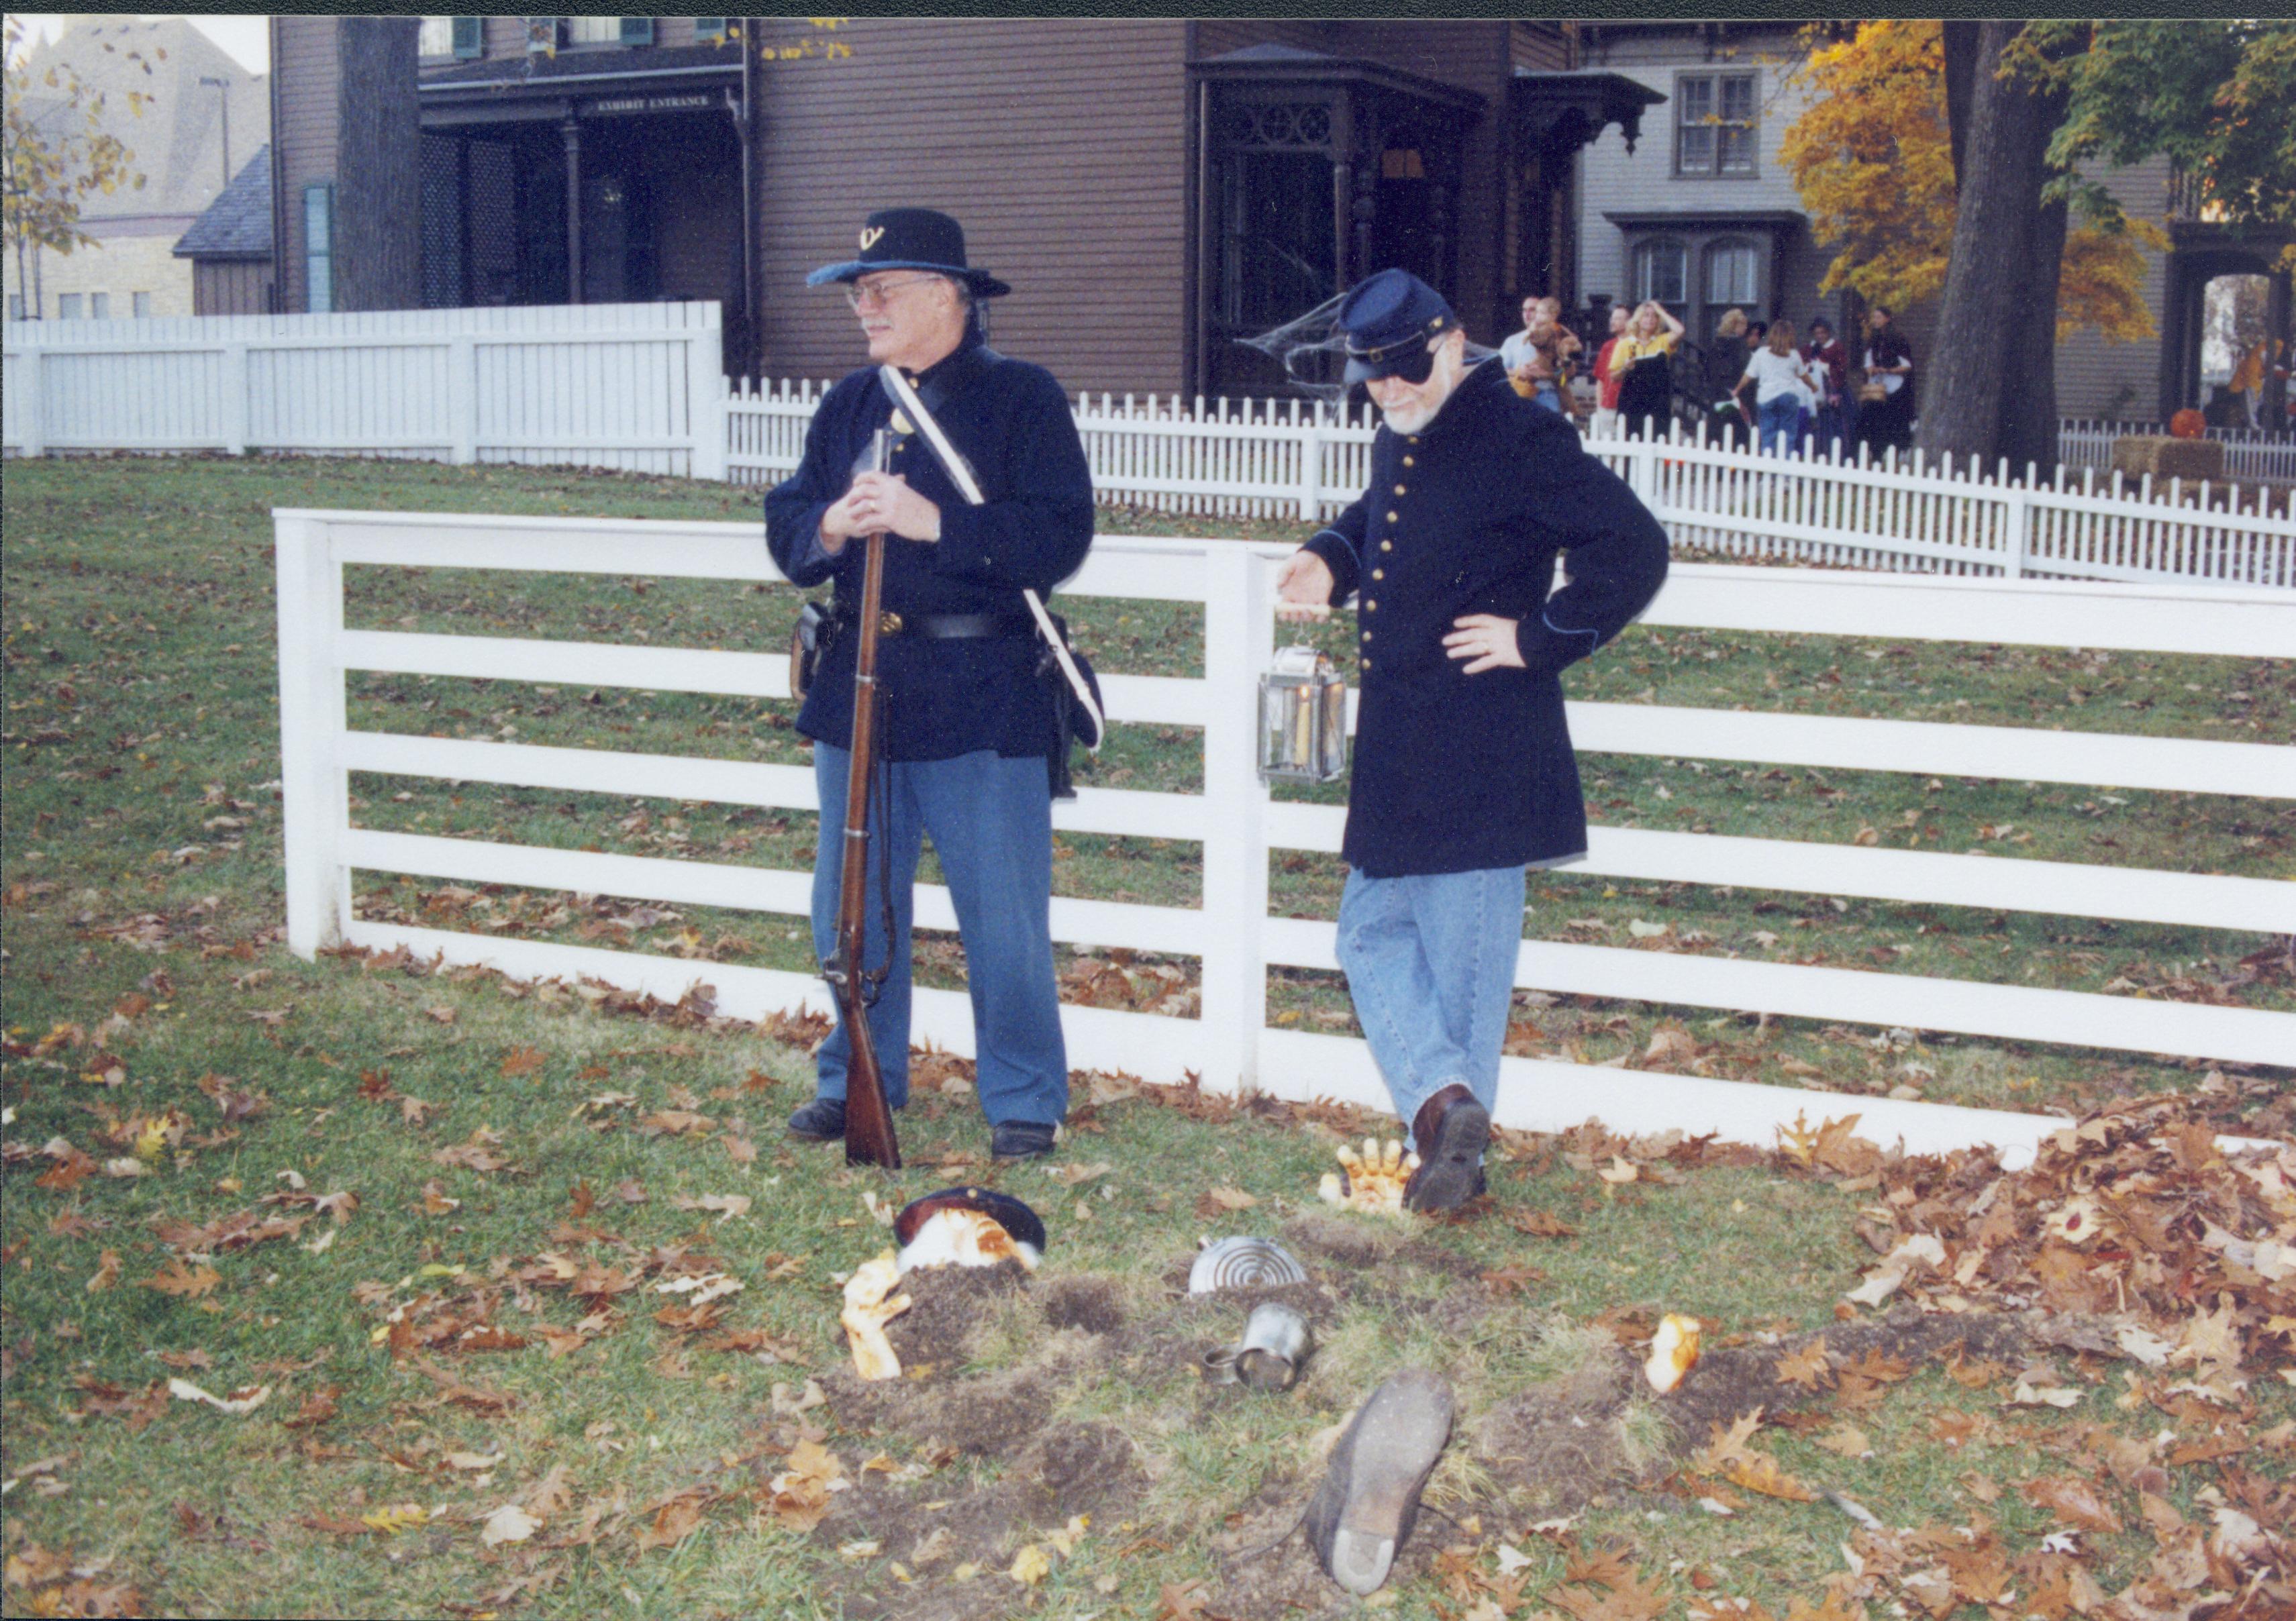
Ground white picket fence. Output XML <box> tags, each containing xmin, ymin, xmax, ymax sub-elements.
<box><xmin>9</xmin><ymin>301</ymin><xmax>2289</xmax><ymax>586</ymax></box>
<box><xmin>728</xmin><ymin>381</ymin><xmax>2296</xmax><ymax>588</ymax></box>
<box><xmin>275</xmin><ymin>513</ymin><xmax>2295</xmax><ymax>1163</ymax></box>
<box><xmin>2</xmin><ymin>303</ymin><xmax>727</xmax><ymax>477</ymax></box>
<box><xmin>2062</xmin><ymin>418</ymin><xmax>2296</xmax><ymax>485</ymax></box>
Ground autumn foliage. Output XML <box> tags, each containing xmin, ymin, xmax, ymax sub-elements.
<box><xmin>1782</xmin><ymin>21</ymin><xmax>2161</xmax><ymax>342</ymax></box>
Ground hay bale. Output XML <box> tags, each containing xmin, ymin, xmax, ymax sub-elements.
<box><xmin>2110</xmin><ymin>435</ymin><xmax>2226</xmax><ymax>484</ymax></box>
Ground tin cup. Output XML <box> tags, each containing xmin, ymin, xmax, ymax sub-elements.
<box><xmin>1235</xmin><ymin>1302</ymin><xmax>1312</xmax><ymax>1392</ymax></box>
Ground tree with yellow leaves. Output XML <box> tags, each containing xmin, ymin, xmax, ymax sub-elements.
<box><xmin>1782</xmin><ymin>20</ymin><xmax>2158</xmax><ymax>345</ymax></box>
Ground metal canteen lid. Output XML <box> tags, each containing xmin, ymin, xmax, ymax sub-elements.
<box><xmin>1189</xmin><ymin>1235</ymin><xmax>1308</xmax><ymax>1295</ymax></box>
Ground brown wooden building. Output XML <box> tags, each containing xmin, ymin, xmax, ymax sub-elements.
<box><xmin>266</xmin><ymin>17</ymin><xmax>1658</xmax><ymax>395</ymax></box>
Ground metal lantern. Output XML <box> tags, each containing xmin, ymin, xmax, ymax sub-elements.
<box><xmin>1258</xmin><ymin>645</ymin><xmax>1348</xmax><ymax>784</ymax></box>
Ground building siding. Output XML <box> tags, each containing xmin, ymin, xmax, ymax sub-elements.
<box><xmin>747</xmin><ymin>17</ymin><xmax>1192</xmax><ymax>395</ymax></box>
<box><xmin>193</xmin><ymin>258</ymin><xmax>273</xmax><ymax>316</ymax></box>
<box><xmin>1575</xmin><ymin>23</ymin><xmax>1826</xmax><ymax>330</ymax></box>
<box><xmin>273</xmin><ymin>16</ymin><xmax>341</xmax><ymax>313</ymax></box>
<box><xmin>2052</xmin><ymin>156</ymin><xmax>2171</xmax><ymax>419</ymax></box>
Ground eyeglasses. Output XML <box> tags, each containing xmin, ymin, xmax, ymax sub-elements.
<box><xmin>844</xmin><ymin>276</ymin><xmax>945</xmax><ymax>311</ymax></box>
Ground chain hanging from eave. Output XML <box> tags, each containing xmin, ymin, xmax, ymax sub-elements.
<box><xmin>1218</xmin><ymin>100</ymin><xmax>1334</xmax><ymax>152</ymax></box>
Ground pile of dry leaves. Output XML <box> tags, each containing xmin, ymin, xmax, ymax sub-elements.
<box><xmin>1795</xmin><ymin>1092</ymin><xmax>2295</xmax><ymax>1388</ymax></box>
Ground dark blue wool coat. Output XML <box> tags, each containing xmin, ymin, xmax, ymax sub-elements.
<box><xmin>765</xmin><ymin>336</ymin><xmax>1095</xmax><ymax>762</ymax></box>
<box><xmin>1301</xmin><ymin>358</ymin><xmax>1668</xmax><ymax>878</ymax></box>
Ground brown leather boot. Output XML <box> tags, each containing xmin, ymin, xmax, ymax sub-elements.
<box><xmin>1404</xmin><ymin>1084</ymin><xmax>1489</xmax><ymax>1212</ymax></box>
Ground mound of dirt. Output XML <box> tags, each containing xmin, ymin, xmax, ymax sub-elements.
<box><xmin>825</xmin><ymin>1356</ymin><xmax>1064</xmax><ymax>1459</ymax></box>
<box><xmin>1652</xmin><ymin>1306</ymin><xmax>2032</xmax><ymax>1457</ymax></box>
<box><xmin>820</xmin><ymin>1422</ymin><xmax>1146</xmax><ymax>1621</ymax></box>
<box><xmin>1475</xmin><ymin>1347</ymin><xmax>1639</xmax><ymax>1516</ymax></box>
<box><xmin>1037</xmin><ymin>1275</ymin><xmax>1125</xmax><ymax>1337</ymax></box>
<box><xmin>885</xmin><ymin>1262</ymin><xmax>1030</xmax><ymax>1373</ymax></box>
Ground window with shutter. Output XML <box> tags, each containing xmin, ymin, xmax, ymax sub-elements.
<box><xmin>619</xmin><ymin>17</ymin><xmax>655</xmax><ymax>45</ymax></box>
<box><xmin>694</xmin><ymin>17</ymin><xmax>728</xmax><ymax>42</ymax></box>
<box><xmin>453</xmin><ymin>17</ymin><xmax>483</xmax><ymax>57</ymax></box>
<box><xmin>305</xmin><ymin>182</ymin><xmax>335</xmax><ymax>314</ymax></box>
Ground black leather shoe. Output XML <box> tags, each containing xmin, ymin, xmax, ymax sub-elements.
<box><xmin>1404</xmin><ymin>1084</ymin><xmax>1489</xmax><ymax>1213</ymax></box>
<box><xmin>1305</xmin><ymin>1369</ymin><xmax>1454</xmax><ymax>1596</ymax></box>
<box><xmin>989</xmin><ymin>1120</ymin><xmax>1057</xmax><ymax>1161</ymax></box>
<box><xmin>786</xmin><ymin>1096</ymin><xmax>846</xmax><ymax>1142</ymax></box>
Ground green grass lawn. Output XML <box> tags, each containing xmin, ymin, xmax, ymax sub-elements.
<box><xmin>3</xmin><ymin>454</ymin><xmax>2291</xmax><ymax>1620</ymax></box>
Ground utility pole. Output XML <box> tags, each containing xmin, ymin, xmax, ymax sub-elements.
<box><xmin>199</xmin><ymin>74</ymin><xmax>230</xmax><ymax>189</ymax></box>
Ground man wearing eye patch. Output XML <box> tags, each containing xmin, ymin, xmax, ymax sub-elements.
<box><xmin>1273</xmin><ymin>269</ymin><xmax>1668</xmax><ymax>1212</ymax></box>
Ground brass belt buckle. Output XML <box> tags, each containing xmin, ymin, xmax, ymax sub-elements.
<box><xmin>879</xmin><ymin>611</ymin><xmax>903</xmax><ymax>636</ymax></box>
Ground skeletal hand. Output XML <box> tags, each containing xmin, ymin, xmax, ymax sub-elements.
<box><xmin>841</xmin><ymin>1251</ymin><xmax>911</xmax><ymax>1381</ymax></box>
<box><xmin>1319</xmin><ymin>1137</ymin><xmax>1420</xmax><ymax>1214</ymax></box>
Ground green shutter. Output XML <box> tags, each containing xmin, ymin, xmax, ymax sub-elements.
<box><xmin>452</xmin><ymin>16</ymin><xmax>483</xmax><ymax>56</ymax></box>
<box><xmin>619</xmin><ymin>17</ymin><xmax>654</xmax><ymax>45</ymax></box>
<box><xmin>694</xmin><ymin>17</ymin><xmax>727</xmax><ymax>42</ymax></box>
<box><xmin>304</xmin><ymin>182</ymin><xmax>335</xmax><ymax>314</ymax></box>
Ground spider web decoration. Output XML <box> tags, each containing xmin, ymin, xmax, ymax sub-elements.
<box><xmin>1236</xmin><ymin>292</ymin><xmax>1500</xmax><ymax>407</ymax></box>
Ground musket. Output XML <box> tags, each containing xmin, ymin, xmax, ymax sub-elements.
<box><xmin>826</xmin><ymin>427</ymin><xmax>902</xmax><ymax>1169</ymax></box>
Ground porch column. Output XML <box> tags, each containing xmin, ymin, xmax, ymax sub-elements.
<box><xmin>2264</xmin><ymin>268</ymin><xmax>2291</xmax><ymax>435</ymax></box>
<box><xmin>2157</xmin><ymin>254</ymin><xmax>2189</xmax><ymax>423</ymax></box>
<box><xmin>561</xmin><ymin>117</ymin><xmax>584</xmax><ymax>304</ymax></box>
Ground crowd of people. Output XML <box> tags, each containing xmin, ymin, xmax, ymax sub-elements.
<box><xmin>1503</xmin><ymin>293</ymin><xmax>1918</xmax><ymax>458</ymax></box>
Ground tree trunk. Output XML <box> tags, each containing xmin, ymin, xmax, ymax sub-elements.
<box><xmin>1918</xmin><ymin>21</ymin><xmax>2065</xmax><ymax>470</ymax></box>
<box><xmin>1942</xmin><ymin>21</ymin><xmax>1982</xmax><ymax>187</ymax></box>
<box><xmin>1999</xmin><ymin>193</ymin><xmax>2068</xmax><ymax>480</ymax></box>
<box><xmin>334</xmin><ymin>17</ymin><xmax>421</xmax><ymax>311</ymax></box>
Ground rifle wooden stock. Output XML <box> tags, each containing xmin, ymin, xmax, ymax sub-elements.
<box><xmin>832</xmin><ymin>451</ymin><xmax>902</xmax><ymax>1168</ymax></box>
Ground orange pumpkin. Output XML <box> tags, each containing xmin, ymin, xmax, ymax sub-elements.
<box><xmin>2169</xmin><ymin>408</ymin><xmax>2207</xmax><ymax>439</ymax></box>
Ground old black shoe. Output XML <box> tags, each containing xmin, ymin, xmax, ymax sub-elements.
<box><xmin>1404</xmin><ymin>1084</ymin><xmax>1489</xmax><ymax>1212</ymax></box>
<box><xmin>1305</xmin><ymin>1369</ymin><xmax>1454</xmax><ymax>1596</ymax></box>
<box><xmin>989</xmin><ymin>1120</ymin><xmax>1057</xmax><ymax>1161</ymax></box>
<box><xmin>786</xmin><ymin>1096</ymin><xmax>846</xmax><ymax>1142</ymax></box>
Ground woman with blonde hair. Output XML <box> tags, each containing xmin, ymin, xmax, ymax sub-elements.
<box><xmin>1608</xmin><ymin>299</ymin><xmax>1684</xmax><ymax>440</ymax></box>
<box><xmin>1732</xmin><ymin>318</ymin><xmax>1819</xmax><ymax>456</ymax></box>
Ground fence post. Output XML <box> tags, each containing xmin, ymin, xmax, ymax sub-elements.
<box><xmin>2002</xmin><ymin>486</ymin><xmax>2030</xmax><ymax>579</ymax></box>
<box><xmin>1197</xmin><ymin>543</ymin><xmax>1274</xmax><ymax>1097</ymax></box>
<box><xmin>223</xmin><ymin>343</ymin><xmax>249</xmax><ymax>456</ymax></box>
<box><xmin>1296</xmin><ymin>420</ymin><xmax>1324</xmax><ymax>521</ymax></box>
<box><xmin>275</xmin><ymin>514</ymin><xmax>350</xmax><ymax>957</ymax></box>
<box><xmin>448</xmin><ymin>336</ymin><xmax>478</xmax><ymax>465</ymax></box>
<box><xmin>689</xmin><ymin>329</ymin><xmax>728</xmax><ymax>482</ymax></box>
<box><xmin>17</xmin><ymin>346</ymin><xmax>44</xmax><ymax>457</ymax></box>
<box><xmin>1627</xmin><ymin>438</ymin><xmax>1660</xmax><ymax>512</ymax></box>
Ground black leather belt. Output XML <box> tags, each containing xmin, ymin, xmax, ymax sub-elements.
<box><xmin>878</xmin><ymin>611</ymin><xmax>1036</xmax><ymax>640</ymax></box>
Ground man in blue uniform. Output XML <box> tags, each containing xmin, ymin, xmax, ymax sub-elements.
<box><xmin>764</xmin><ymin>209</ymin><xmax>1094</xmax><ymax>1161</ymax></box>
<box><xmin>1276</xmin><ymin>270</ymin><xmax>1668</xmax><ymax>1211</ymax></box>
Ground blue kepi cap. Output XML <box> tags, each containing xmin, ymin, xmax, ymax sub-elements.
<box><xmin>1338</xmin><ymin>269</ymin><xmax>1458</xmax><ymax>385</ymax></box>
<box><xmin>807</xmin><ymin>207</ymin><xmax>1011</xmax><ymax>298</ymax></box>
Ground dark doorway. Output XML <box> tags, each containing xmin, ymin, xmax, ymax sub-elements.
<box><xmin>1369</xmin><ymin>145</ymin><xmax>1446</xmax><ymax>291</ymax></box>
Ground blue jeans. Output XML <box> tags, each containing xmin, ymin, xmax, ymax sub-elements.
<box><xmin>809</xmin><ymin>744</ymin><xmax>1067</xmax><ymax>1126</ymax></box>
<box><xmin>1530</xmin><ymin>383</ymin><xmax>1564</xmax><ymax>415</ymax></box>
<box><xmin>1758</xmin><ymin>395</ymin><xmax>1800</xmax><ymax>456</ymax></box>
<box><xmin>1335</xmin><ymin>865</ymin><xmax>1526</xmax><ymax>1146</ymax></box>
<box><xmin>1814</xmin><ymin>402</ymin><xmax>1847</xmax><ymax>458</ymax></box>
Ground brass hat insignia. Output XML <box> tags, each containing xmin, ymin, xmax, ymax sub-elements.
<box><xmin>859</xmin><ymin>225</ymin><xmax>885</xmax><ymax>250</ymax></box>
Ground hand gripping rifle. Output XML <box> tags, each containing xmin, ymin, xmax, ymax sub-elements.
<box><xmin>825</xmin><ymin>425</ymin><xmax>902</xmax><ymax>1169</ymax></box>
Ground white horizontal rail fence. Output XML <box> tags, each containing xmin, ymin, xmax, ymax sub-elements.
<box><xmin>3</xmin><ymin>302</ymin><xmax>726</xmax><ymax>478</ymax></box>
<box><xmin>2061</xmin><ymin>419</ymin><xmax>2296</xmax><ymax>486</ymax></box>
<box><xmin>274</xmin><ymin>515</ymin><xmax>2296</xmax><ymax>1161</ymax></box>
<box><xmin>724</xmin><ymin>386</ymin><xmax>2295</xmax><ymax>589</ymax></box>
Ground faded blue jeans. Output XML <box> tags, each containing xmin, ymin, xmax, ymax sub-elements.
<box><xmin>809</xmin><ymin>744</ymin><xmax>1068</xmax><ymax>1127</ymax></box>
<box><xmin>1335</xmin><ymin>864</ymin><xmax>1527</xmax><ymax>1147</ymax></box>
